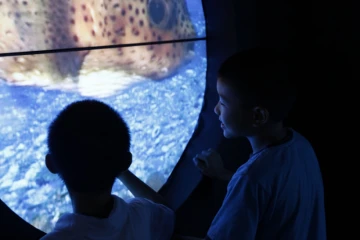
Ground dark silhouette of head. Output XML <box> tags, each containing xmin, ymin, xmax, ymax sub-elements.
<box><xmin>215</xmin><ymin>48</ymin><xmax>296</xmax><ymax>138</ymax></box>
<box><xmin>46</xmin><ymin>99</ymin><xmax>132</xmax><ymax>194</ymax></box>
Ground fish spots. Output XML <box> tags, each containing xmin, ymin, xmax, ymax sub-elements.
<box><xmin>73</xmin><ymin>35</ymin><xmax>79</xmax><ymax>42</ymax></box>
<box><xmin>181</xmin><ymin>14</ymin><xmax>185</xmax><ymax>22</ymax></box>
<box><xmin>118</xmin><ymin>48</ymin><xmax>123</xmax><ymax>56</ymax></box>
<box><xmin>0</xmin><ymin>0</ymin><xmax>196</xmax><ymax>88</ymax></box>
<box><xmin>115</xmin><ymin>27</ymin><xmax>125</xmax><ymax>36</ymax></box>
<box><xmin>132</xmin><ymin>27</ymin><xmax>140</xmax><ymax>36</ymax></box>
<box><xmin>125</xmin><ymin>60</ymin><xmax>134</xmax><ymax>66</ymax></box>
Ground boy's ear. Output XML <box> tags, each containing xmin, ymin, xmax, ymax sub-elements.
<box><xmin>252</xmin><ymin>106</ymin><xmax>269</xmax><ymax>127</ymax></box>
<box><xmin>116</xmin><ymin>152</ymin><xmax>133</xmax><ymax>177</ymax></box>
<box><xmin>45</xmin><ymin>153</ymin><xmax>58</xmax><ymax>174</ymax></box>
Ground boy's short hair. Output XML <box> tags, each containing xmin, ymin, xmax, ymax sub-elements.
<box><xmin>218</xmin><ymin>48</ymin><xmax>297</xmax><ymax>122</ymax></box>
<box><xmin>47</xmin><ymin>100</ymin><xmax>131</xmax><ymax>193</ymax></box>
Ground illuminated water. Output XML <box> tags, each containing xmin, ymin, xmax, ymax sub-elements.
<box><xmin>0</xmin><ymin>0</ymin><xmax>206</xmax><ymax>233</ymax></box>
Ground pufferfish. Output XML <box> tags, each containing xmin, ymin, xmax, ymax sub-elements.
<box><xmin>0</xmin><ymin>0</ymin><xmax>196</xmax><ymax>97</ymax></box>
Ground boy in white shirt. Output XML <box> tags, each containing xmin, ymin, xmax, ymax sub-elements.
<box><xmin>41</xmin><ymin>100</ymin><xmax>174</xmax><ymax>240</ymax></box>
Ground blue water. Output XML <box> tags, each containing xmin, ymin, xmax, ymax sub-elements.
<box><xmin>0</xmin><ymin>0</ymin><xmax>206</xmax><ymax>233</ymax></box>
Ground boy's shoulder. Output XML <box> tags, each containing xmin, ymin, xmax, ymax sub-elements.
<box><xmin>125</xmin><ymin>197</ymin><xmax>176</xmax><ymax>239</ymax></box>
<box><xmin>233</xmin><ymin>129</ymin><xmax>317</xmax><ymax>186</ymax></box>
<box><xmin>125</xmin><ymin>197</ymin><xmax>168</xmax><ymax>211</ymax></box>
<box><xmin>126</xmin><ymin>197</ymin><xmax>174</xmax><ymax>216</ymax></box>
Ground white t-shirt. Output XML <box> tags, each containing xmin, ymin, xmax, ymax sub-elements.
<box><xmin>41</xmin><ymin>195</ymin><xmax>175</xmax><ymax>240</ymax></box>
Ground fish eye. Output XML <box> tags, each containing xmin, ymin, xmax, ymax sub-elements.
<box><xmin>148</xmin><ymin>0</ymin><xmax>168</xmax><ymax>27</ymax></box>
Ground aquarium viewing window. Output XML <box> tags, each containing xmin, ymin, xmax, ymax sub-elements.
<box><xmin>0</xmin><ymin>0</ymin><xmax>207</xmax><ymax>232</ymax></box>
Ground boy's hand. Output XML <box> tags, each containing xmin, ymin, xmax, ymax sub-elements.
<box><xmin>193</xmin><ymin>149</ymin><xmax>234</xmax><ymax>181</ymax></box>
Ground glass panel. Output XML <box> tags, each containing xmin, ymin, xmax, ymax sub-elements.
<box><xmin>0</xmin><ymin>40</ymin><xmax>206</xmax><ymax>232</ymax></box>
<box><xmin>0</xmin><ymin>0</ymin><xmax>206</xmax><ymax>54</ymax></box>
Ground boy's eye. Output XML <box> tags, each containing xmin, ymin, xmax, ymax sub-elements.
<box><xmin>218</xmin><ymin>96</ymin><xmax>225</xmax><ymax>106</ymax></box>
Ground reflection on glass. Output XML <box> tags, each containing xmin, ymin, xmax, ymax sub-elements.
<box><xmin>0</xmin><ymin>0</ymin><xmax>205</xmax><ymax>54</ymax></box>
<box><xmin>0</xmin><ymin>40</ymin><xmax>206</xmax><ymax>232</ymax></box>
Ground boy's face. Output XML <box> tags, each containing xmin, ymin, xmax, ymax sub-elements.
<box><xmin>214</xmin><ymin>78</ymin><xmax>256</xmax><ymax>138</ymax></box>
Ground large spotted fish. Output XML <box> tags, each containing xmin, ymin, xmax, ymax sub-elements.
<box><xmin>0</xmin><ymin>0</ymin><xmax>196</xmax><ymax>97</ymax></box>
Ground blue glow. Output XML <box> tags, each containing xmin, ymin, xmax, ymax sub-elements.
<box><xmin>0</xmin><ymin>0</ymin><xmax>206</xmax><ymax>233</ymax></box>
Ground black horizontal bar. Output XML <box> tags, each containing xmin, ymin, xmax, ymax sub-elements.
<box><xmin>0</xmin><ymin>37</ymin><xmax>207</xmax><ymax>57</ymax></box>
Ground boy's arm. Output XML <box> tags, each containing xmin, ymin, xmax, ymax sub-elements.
<box><xmin>206</xmin><ymin>174</ymin><xmax>266</xmax><ymax>240</ymax></box>
<box><xmin>117</xmin><ymin>170</ymin><xmax>169</xmax><ymax>207</ymax></box>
